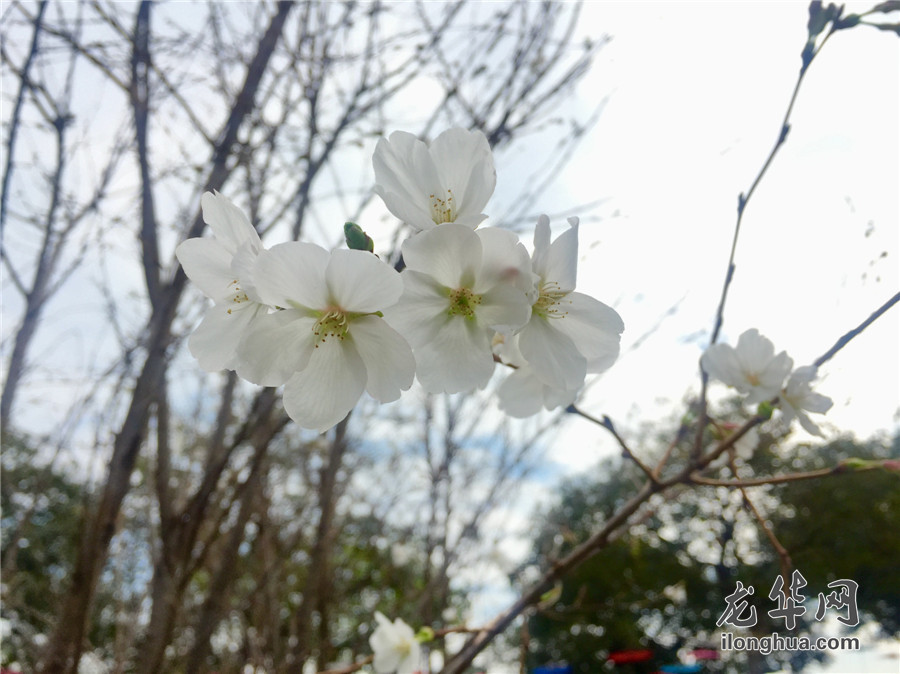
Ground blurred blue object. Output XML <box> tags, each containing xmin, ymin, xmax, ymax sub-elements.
<box><xmin>534</xmin><ymin>665</ymin><xmax>574</xmax><ymax>674</ymax></box>
<box><xmin>660</xmin><ymin>664</ymin><xmax>703</xmax><ymax>673</ymax></box>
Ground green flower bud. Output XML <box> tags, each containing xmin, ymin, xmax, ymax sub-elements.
<box><xmin>415</xmin><ymin>626</ymin><xmax>435</xmax><ymax>643</ymax></box>
<box><xmin>344</xmin><ymin>221</ymin><xmax>374</xmax><ymax>252</ymax></box>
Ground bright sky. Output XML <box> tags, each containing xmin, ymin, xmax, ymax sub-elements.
<box><xmin>471</xmin><ymin>3</ymin><xmax>899</xmax><ymax>672</ymax></box>
<box><xmin>514</xmin><ymin>0</ymin><xmax>900</xmax><ymax>474</ymax></box>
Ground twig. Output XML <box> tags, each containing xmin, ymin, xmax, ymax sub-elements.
<box><xmin>1</xmin><ymin>0</ymin><xmax>48</xmax><ymax>234</ymax></box>
<box><xmin>689</xmin><ymin>462</ymin><xmax>878</xmax><ymax>488</ymax></box>
<box><xmin>567</xmin><ymin>405</ymin><xmax>658</xmax><ymax>483</ymax></box>
<box><xmin>814</xmin><ymin>291</ymin><xmax>900</xmax><ymax>368</ymax></box>
<box><xmin>731</xmin><ymin>455</ymin><xmax>793</xmax><ymax>595</ymax></box>
<box><xmin>653</xmin><ymin>418</ymin><xmax>690</xmax><ymax>479</ymax></box>
<box><xmin>709</xmin><ymin>31</ymin><xmax>833</xmax><ymax>347</ymax></box>
<box><xmin>318</xmin><ymin>654</ymin><xmax>373</xmax><ymax>674</ymax></box>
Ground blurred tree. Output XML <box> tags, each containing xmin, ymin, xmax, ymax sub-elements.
<box><xmin>1</xmin><ymin>1</ymin><xmax>600</xmax><ymax>671</ymax></box>
<box><xmin>520</xmin><ymin>410</ymin><xmax>899</xmax><ymax>674</ymax></box>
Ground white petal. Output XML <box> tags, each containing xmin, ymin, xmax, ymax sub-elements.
<box><xmin>414</xmin><ymin>317</ymin><xmax>494</xmax><ymax>394</ymax></box>
<box><xmin>401</xmin><ymin>224</ymin><xmax>481</xmax><ymax>288</ymax></box>
<box><xmin>477</xmin><ymin>284</ymin><xmax>532</xmax><ymax>333</ymax></box>
<box><xmin>450</xmin><ymin>211</ymin><xmax>489</xmax><ymax>229</ymax></box>
<box><xmin>746</xmin><ymin>351</ymin><xmax>792</xmax><ymax>404</ymax></box>
<box><xmin>531</xmin><ymin>215</ymin><xmax>552</xmax><ymax>277</ymax></box>
<box><xmin>281</xmin><ymin>338</ymin><xmax>366</xmax><ymax>432</ymax></box>
<box><xmin>176</xmin><ymin>237</ymin><xmax>234</xmax><ymax>302</ymax></box>
<box><xmin>376</xmin><ymin>188</ymin><xmax>437</xmax><ymax>232</ymax></box>
<box><xmin>555</xmin><ymin>292</ymin><xmax>624</xmax><ymax>373</ymax></box>
<box><xmin>702</xmin><ymin>343</ymin><xmax>743</xmax><ymax>387</ymax></box>
<box><xmin>188</xmin><ymin>302</ymin><xmax>267</xmax><ymax>372</ymax></box>
<box><xmin>497</xmin><ymin>367</ymin><xmax>546</xmax><ymax>418</ymax></box>
<box><xmin>201</xmin><ymin>191</ymin><xmax>261</xmax><ymax>254</ymax></box>
<box><xmin>803</xmin><ymin>391</ymin><xmax>833</xmax><ymax>414</ymax></box>
<box><xmin>396</xmin><ymin>643</ymin><xmax>421</xmax><ymax>674</ymax></box>
<box><xmin>252</xmin><ymin>242</ymin><xmax>330</xmax><ymax>309</ymax></box>
<box><xmin>789</xmin><ymin>365</ymin><xmax>819</xmax><ymax>385</ymax></box>
<box><xmin>543</xmin><ymin>382</ymin><xmax>578</xmax><ymax>410</ymax></box>
<box><xmin>474</xmin><ymin>226</ymin><xmax>533</xmax><ymax>293</ymax></box>
<box><xmin>796</xmin><ymin>410</ymin><xmax>825</xmax><ymax>437</ymax></box>
<box><xmin>430</xmin><ymin>127</ymin><xmax>495</xmax><ymax>219</ymax></box>
<box><xmin>735</xmin><ymin>328</ymin><xmax>774</xmax><ymax>372</ymax></box>
<box><xmin>373</xmin><ymin>132</ymin><xmax>442</xmax><ymax>224</ymax></box>
<box><xmin>326</xmin><ymin>249</ymin><xmax>403</xmax><ymax>312</ymax></box>
<box><xmin>351</xmin><ymin>315</ymin><xmax>415</xmax><ymax>402</ymax></box>
<box><xmin>544</xmin><ymin>218</ymin><xmax>579</xmax><ymax>292</ymax></box>
<box><xmin>518</xmin><ymin>317</ymin><xmax>586</xmax><ymax>391</ymax></box>
<box><xmin>236</xmin><ymin>309</ymin><xmax>316</xmax><ymax>386</ymax></box>
<box><xmin>230</xmin><ymin>240</ymin><xmax>263</xmax><ymax>303</ymax></box>
<box><xmin>382</xmin><ymin>271</ymin><xmax>451</xmax><ymax>347</ymax></box>
<box><xmin>493</xmin><ymin>332</ymin><xmax>527</xmax><ymax>367</ymax></box>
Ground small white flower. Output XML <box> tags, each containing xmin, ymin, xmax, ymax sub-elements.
<box><xmin>779</xmin><ymin>366</ymin><xmax>833</xmax><ymax>436</ymax></box>
<box><xmin>701</xmin><ymin>329</ymin><xmax>792</xmax><ymax>404</ymax></box>
<box><xmin>175</xmin><ymin>192</ymin><xmax>270</xmax><ymax>372</ymax></box>
<box><xmin>732</xmin><ymin>426</ymin><xmax>760</xmax><ymax>461</ymax></box>
<box><xmin>709</xmin><ymin>425</ymin><xmax>759</xmax><ymax>463</ymax></box>
<box><xmin>373</xmin><ymin>128</ymin><xmax>496</xmax><ymax>231</ymax></box>
<box><xmin>512</xmin><ymin>215</ymin><xmax>624</xmax><ymax>393</ymax></box>
<box><xmin>385</xmin><ymin>224</ymin><xmax>532</xmax><ymax>394</ymax></box>
<box><xmin>370</xmin><ymin>612</ymin><xmax>421</xmax><ymax>674</ymax></box>
<box><xmin>238</xmin><ymin>243</ymin><xmax>415</xmax><ymax>432</ymax></box>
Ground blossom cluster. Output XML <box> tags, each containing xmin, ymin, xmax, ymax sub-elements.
<box><xmin>701</xmin><ymin>328</ymin><xmax>833</xmax><ymax>436</ymax></box>
<box><xmin>177</xmin><ymin>128</ymin><xmax>624</xmax><ymax>431</ymax></box>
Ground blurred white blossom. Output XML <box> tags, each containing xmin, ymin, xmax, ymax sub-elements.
<box><xmin>370</xmin><ymin>612</ymin><xmax>420</xmax><ymax>674</ymax></box>
<box><xmin>701</xmin><ymin>328</ymin><xmax>792</xmax><ymax>404</ymax></box>
<box><xmin>779</xmin><ymin>365</ymin><xmax>833</xmax><ymax>436</ymax></box>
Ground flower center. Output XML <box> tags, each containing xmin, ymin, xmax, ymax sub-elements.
<box><xmin>313</xmin><ymin>308</ymin><xmax>349</xmax><ymax>346</ymax></box>
<box><xmin>226</xmin><ymin>279</ymin><xmax>250</xmax><ymax>315</ymax></box>
<box><xmin>533</xmin><ymin>281</ymin><xmax>570</xmax><ymax>319</ymax></box>
<box><xmin>447</xmin><ymin>287</ymin><xmax>481</xmax><ymax>320</ymax></box>
<box><xmin>746</xmin><ymin>372</ymin><xmax>760</xmax><ymax>386</ymax></box>
<box><xmin>429</xmin><ymin>188</ymin><xmax>456</xmax><ymax>224</ymax></box>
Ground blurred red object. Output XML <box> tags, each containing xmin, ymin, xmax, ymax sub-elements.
<box><xmin>608</xmin><ymin>649</ymin><xmax>654</xmax><ymax>664</ymax></box>
<box><xmin>692</xmin><ymin>648</ymin><xmax>719</xmax><ymax>660</ymax></box>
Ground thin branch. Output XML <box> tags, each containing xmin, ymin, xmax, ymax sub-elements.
<box><xmin>731</xmin><ymin>455</ymin><xmax>793</xmax><ymax>595</ymax></box>
<box><xmin>130</xmin><ymin>0</ymin><xmax>162</xmax><ymax>304</ymax></box>
<box><xmin>567</xmin><ymin>405</ymin><xmax>658</xmax><ymax>483</ymax></box>
<box><xmin>1</xmin><ymin>0</ymin><xmax>48</xmax><ymax>234</ymax></box>
<box><xmin>689</xmin><ymin>463</ymin><xmax>879</xmax><ymax>488</ymax></box>
<box><xmin>708</xmin><ymin>33</ymin><xmax>829</xmax><ymax>347</ymax></box>
<box><xmin>814</xmin><ymin>291</ymin><xmax>900</xmax><ymax>368</ymax></box>
<box><xmin>318</xmin><ymin>655</ymin><xmax>373</xmax><ymax>674</ymax></box>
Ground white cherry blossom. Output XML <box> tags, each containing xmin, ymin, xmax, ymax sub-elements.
<box><xmin>701</xmin><ymin>328</ymin><xmax>793</xmax><ymax>404</ymax></box>
<box><xmin>373</xmin><ymin>127</ymin><xmax>496</xmax><ymax>231</ymax></box>
<box><xmin>779</xmin><ymin>365</ymin><xmax>833</xmax><ymax>436</ymax></box>
<box><xmin>369</xmin><ymin>612</ymin><xmax>421</xmax><ymax>674</ymax></box>
<box><xmin>175</xmin><ymin>191</ymin><xmax>270</xmax><ymax>372</ymax></box>
<box><xmin>238</xmin><ymin>243</ymin><xmax>414</xmax><ymax>432</ymax></box>
<box><xmin>384</xmin><ymin>224</ymin><xmax>532</xmax><ymax>394</ymax></box>
<box><xmin>510</xmin><ymin>215</ymin><xmax>624</xmax><ymax>394</ymax></box>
